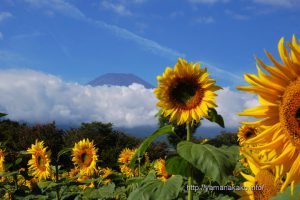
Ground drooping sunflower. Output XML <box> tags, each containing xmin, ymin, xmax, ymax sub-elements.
<box><xmin>72</xmin><ymin>139</ymin><xmax>98</xmax><ymax>176</ymax></box>
<box><xmin>154</xmin><ymin>158</ymin><xmax>171</xmax><ymax>182</ymax></box>
<box><xmin>98</xmin><ymin>167</ymin><xmax>113</xmax><ymax>184</ymax></box>
<box><xmin>154</xmin><ymin>58</ymin><xmax>222</xmax><ymax>125</ymax></box>
<box><xmin>0</xmin><ymin>148</ymin><xmax>5</xmax><ymax>172</ymax></box>
<box><xmin>27</xmin><ymin>140</ymin><xmax>51</xmax><ymax>180</ymax></box>
<box><xmin>237</xmin><ymin>125</ymin><xmax>258</xmax><ymax>146</ymax></box>
<box><xmin>236</xmin><ymin>156</ymin><xmax>282</xmax><ymax>200</ymax></box>
<box><xmin>118</xmin><ymin>148</ymin><xmax>136</xmax><ymax>164</ymax></box>
<box><xmin>237</xmin><ymin>35</ymin><xmax>300</xmax><ymax>194</ymax></box>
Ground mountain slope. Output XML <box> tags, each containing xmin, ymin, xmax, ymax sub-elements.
<box><xmin>87</xmin><ymin>73</ymin><xmax>154</xmax><ymax>89</ymax></box>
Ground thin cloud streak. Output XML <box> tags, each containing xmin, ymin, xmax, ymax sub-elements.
<box><xmin>197</xmin><ymin>61</ymin><xmax>244</xmax><ymax>82</ymax></box>
<box><xmin>24</xmin><ymin>0</ymin><xmax>185</xmax><ymax>60</ymax></box>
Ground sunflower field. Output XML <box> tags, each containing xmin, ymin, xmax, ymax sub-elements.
<box><xmin>1</xmin><ymin>35</ymin><xmax>300</xmax><ymax>200</ymax></box>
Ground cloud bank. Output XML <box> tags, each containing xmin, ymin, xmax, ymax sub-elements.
<box><xmin>0</xmin><ymin>69</ymin><xmax>258</xmax><ymax>128</ymax></box>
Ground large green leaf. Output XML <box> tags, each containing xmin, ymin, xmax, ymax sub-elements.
<box><xmin>128</xmin><ymin>175</ymin><xmax>183</xmax><ymax>200</ymax></box>
<box><xmin>165</xmin><ymin>154</ymin><xmax>204</xmax><ymax>183</ymax></box>
<box><xmin>219</xmin><ymin>145</ymin><xmax>240</xmax><ymax>162</ymax></box>
<box><xmin>205</xmin><ymin>108</ymin><xmax>225</xmax><ymax>128</ymax></box>
<box><xmin>270</xmin><ymin>183</ymin><xmax>300</xmax><ymax>200</ymax></box>
<box><xmin>81</xmin><ymin>183</ymin><xmax>115</xmax><ymax>199</ymax></box>
<box><xmin>177</xmin><ymin>141</ymin><xmax>236</xmax><ymax>185</ymax></box>
<box><xmin>130</xmin><ymin>125</ymin><xmax>175</xmax><ymax>168</ymax></box>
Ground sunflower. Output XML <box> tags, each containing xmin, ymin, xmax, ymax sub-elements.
<box><xmin>27</xmin><ymin>140</ymin><xmax>51</xmax><ymax>181</ymax></box>
<box><xmin>77</xmin><ymin>175</ymin><xmax>95</xmax><ymax>189</ymax></box>
<box><xmin>237</xmin><ymin>165</ymin><xmax>282</xmax><ymax>199</ymax></box>
<box><xmin>237</xmin><ymin>35</ymin><xmax>300</xmax><ymax>194</ymax></box>
<box><xmin>68</xmin><ymin>168</ymin><xmax>80</xmax><ymax>178</ymax></box>
<box><xmin>237</xmin><ymin>125</ymin><xmax>258</xmax><ymax>146</ymax></box>
<box><xmin>0</xmin><ymin>148</ymin><xmax>5</xmax><ymax>172</ymax></box>
<box><xmin>25</xmin><ymin>177</ymin><xmax>38</xmax><ymax>190</ymax></box>
<box><xmin>72</xmin><ymin>139</ymin><xmax>98</xmax><ymax>176</ymax></box>
<box><xmin>120</xmin><ymin>165</ymin><xmax>134</xmax><ymax>177</ymax></box>
<box><xmin>154</xmin><ymin>158</ymin><xmax>171</xmax><ymax>182</ymax></box>
<box><xmin>98</xmin><ymin>167</ymin><xmax>113</xmax><ymax>184</ymax></box>
<box><xmin>154</xmin><ymin>58</ymin><xmax>222</xmax><ymax>125</ymax></box>
<box><xmin>118</xmin><ymin>148</ymin><xmax>136</xmax><ymax>164</ymax></box>
<box><xmin>237</xmin><ymin>148</ymin><xmax>283</xmax><ymax>200</ymax></box>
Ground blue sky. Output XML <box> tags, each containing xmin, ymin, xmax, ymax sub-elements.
<box><xmin>1</xmin><ymin>0</ymin><xmax>299</xmax><ymax>86</ymax></box>
<box><xmin>0</xmin><ymin>0</ymin><xmax>299</xmax><ymax>129</ymax></box>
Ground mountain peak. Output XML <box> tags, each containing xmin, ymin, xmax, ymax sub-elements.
<box><xmin>87</xmin><ymin>73</ymin><xmax>154</xmax><ymax>89</ymax></box>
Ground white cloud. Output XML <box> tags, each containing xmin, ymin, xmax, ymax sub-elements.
<box><xmin>23</xmin><ymin>0</ymin><xmax>184</xmax><ymax>60</ymax></box>
<box><xmin>195</xmin><ymin>16</ymin><xmax>215</xmax><ymax>24</ymax></box>
<box><xmin>0</xmin><ymin>12</ymin><xmax>12</xmax><ymax>23</ymax></box>
<box><xmin>0</xmin><ymin>69</ymin><xmax>158</xmax><ymax>128</ymax></box>
<box><xmin>0</xmin><ymin>69</ymin><xmax>258</xmax><ymax>128</ymax></box>
<box><xmin>253</xmin><ymin>0</ymin><xmax>300</xmax><ymax>7</ymax></box>
<box><xmin>101</xmin><ymin>1</ymin><xmax>133</xmax><ymax>16</ymax></box>
<box><xmin>188</xmin><ymin>0</ymin><xmax>230</xmax><ymax>4</ymax></box>
<box><xmin>213</xmin><ymin>87</ymin><xmax>259</xmax><ymax>127</ymax></box>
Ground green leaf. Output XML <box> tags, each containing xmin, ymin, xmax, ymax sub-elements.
<box><xmin>130</xmin><ymin>125</ymin><xmax>175</xmax><ymax>168</ymax></box>
<box><xmin>16</xmin><ymin>195</ymin><xmax>48</xmax><ymax>200</ymax></box>
<box><xmin>57</xmin><ymin>148</ymin><xmax>72</xmax><ymax>160</ymax></box>
<box><xmin>177</xmin><ymin>141</ymin><xmax>236</xmax><ymax>185</ymax></box>
<box><xmin>19</xmin><ymin>151</ymin><xmax>28</xmax><ymax>155</ymax></box>
<box><xmin>0</xmin><ymin>113</ymin><xmax>7</xmax><ymax>118</ymax></box>
<box><xmin>82</xmin><ymin>183</ymin><xmax>115</xmax><ymax>199</ymax></box>
<box><xmin>0</xmin><ymin>171</ymin><xmax>18</xmax><ymax>177</ymax></box>
<box><xmin>128</xmin><ymin>175</ymin><xmax>183</xmax><ymax>200</ymax></box>
<box><xmin>206</xmin><ymin>108</ymin><xmax>225</xmax><ymax>128</ymax></box>
<box><xmin>270</xmin><ymin>183</ymin><xmax>300</xmax><ymax>200</ymax></box>
<box><xmin>37</xmin><ymin>181</ymin><xmax>58</xmax><ymax>192</ymax></box>
<box><xmin>165</xmin><ymin>154</ymin><xmax>205</xmax><ymax>184</ymax></box>
<box><xmin>15</xmin><ymin>157</ymin><xmax>22</xmax><ymax>165</ymax></box>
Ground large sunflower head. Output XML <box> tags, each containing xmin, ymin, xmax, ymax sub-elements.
<box><xmin>154</xmin><ymin>58</ymin><xmax>222</xmax><ymax>125</ymax></box>
<box><xmin>237</xmin><ymin>125</ymin><xmax>258</xmax><ymax>146</ymax></box>
<box><xmin>27</xmin><ymin>140</ymin><xmax>51</xmax><ymax>181</ymax></box>
<box><xmin>118</xmin><ymin>148</ymin><xmax>136</xmax><ymax>164</ymax></box>
<box><xmin>154</xmin><ymin>158</ymin><xmax>171</xmax><ymax>182</ymax></box>
<box><xmin>0</xmin><ymin>148</ymin><xmax>5</xmax><ymax>172</ymax></box>
<box><xmin>72</xmin><ymin>139</ymin><xmax>98</xmax><ymax>176</ymax></box>
<box><xmin>237</xmin><ymin>35</ymin><xmax>300</xmax><ymax>194</ymax></box>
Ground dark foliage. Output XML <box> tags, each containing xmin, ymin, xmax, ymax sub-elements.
<box><xmin>0</xmin><ymin>119</ymin><xmax>169</xmax><ymax>170</ymax></box>
<box><xmin>206</xmin><ymin>131</ymin><xmax>238</xmax><ymax>147</ymax></box>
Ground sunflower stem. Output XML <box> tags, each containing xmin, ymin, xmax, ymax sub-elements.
<box><xmin>186</xmin><ymin>122</ymin><xmax>193</xmax><ymax>200</ymax></box>
<box><xmin>55</xmin><ymin>163</ymin><xmax>60</xmax><ymax>200</ymax></box>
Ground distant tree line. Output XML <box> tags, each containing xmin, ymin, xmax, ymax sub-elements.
<box><xmin>0</xmin><ymin>120</ymin><xmax>168</xmax><ymax>170</ymax></box>
<box><xmin>0</xmin><ymin>117</ymin><xmax>238</xmax><ymax>171</ymax></box>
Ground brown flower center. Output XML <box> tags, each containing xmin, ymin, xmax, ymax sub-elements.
<box><xmin>253</xmin><ymin>170</ymin><xmax>281</xmax><ymax>200</ymax></box>
<box><xmin>279</xmin><ymin>78</ymin><xmax>300</xmax><ymax>148</ymax></box>
<box><xmin>245</xmin><ymin>131</ymin><xmax>254</xmax><ymax>138</ymax></box>
<box><xmin>169</xmin><ymin>78</ymin><xmax>203</xmax><ymax>109</ymax></box>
